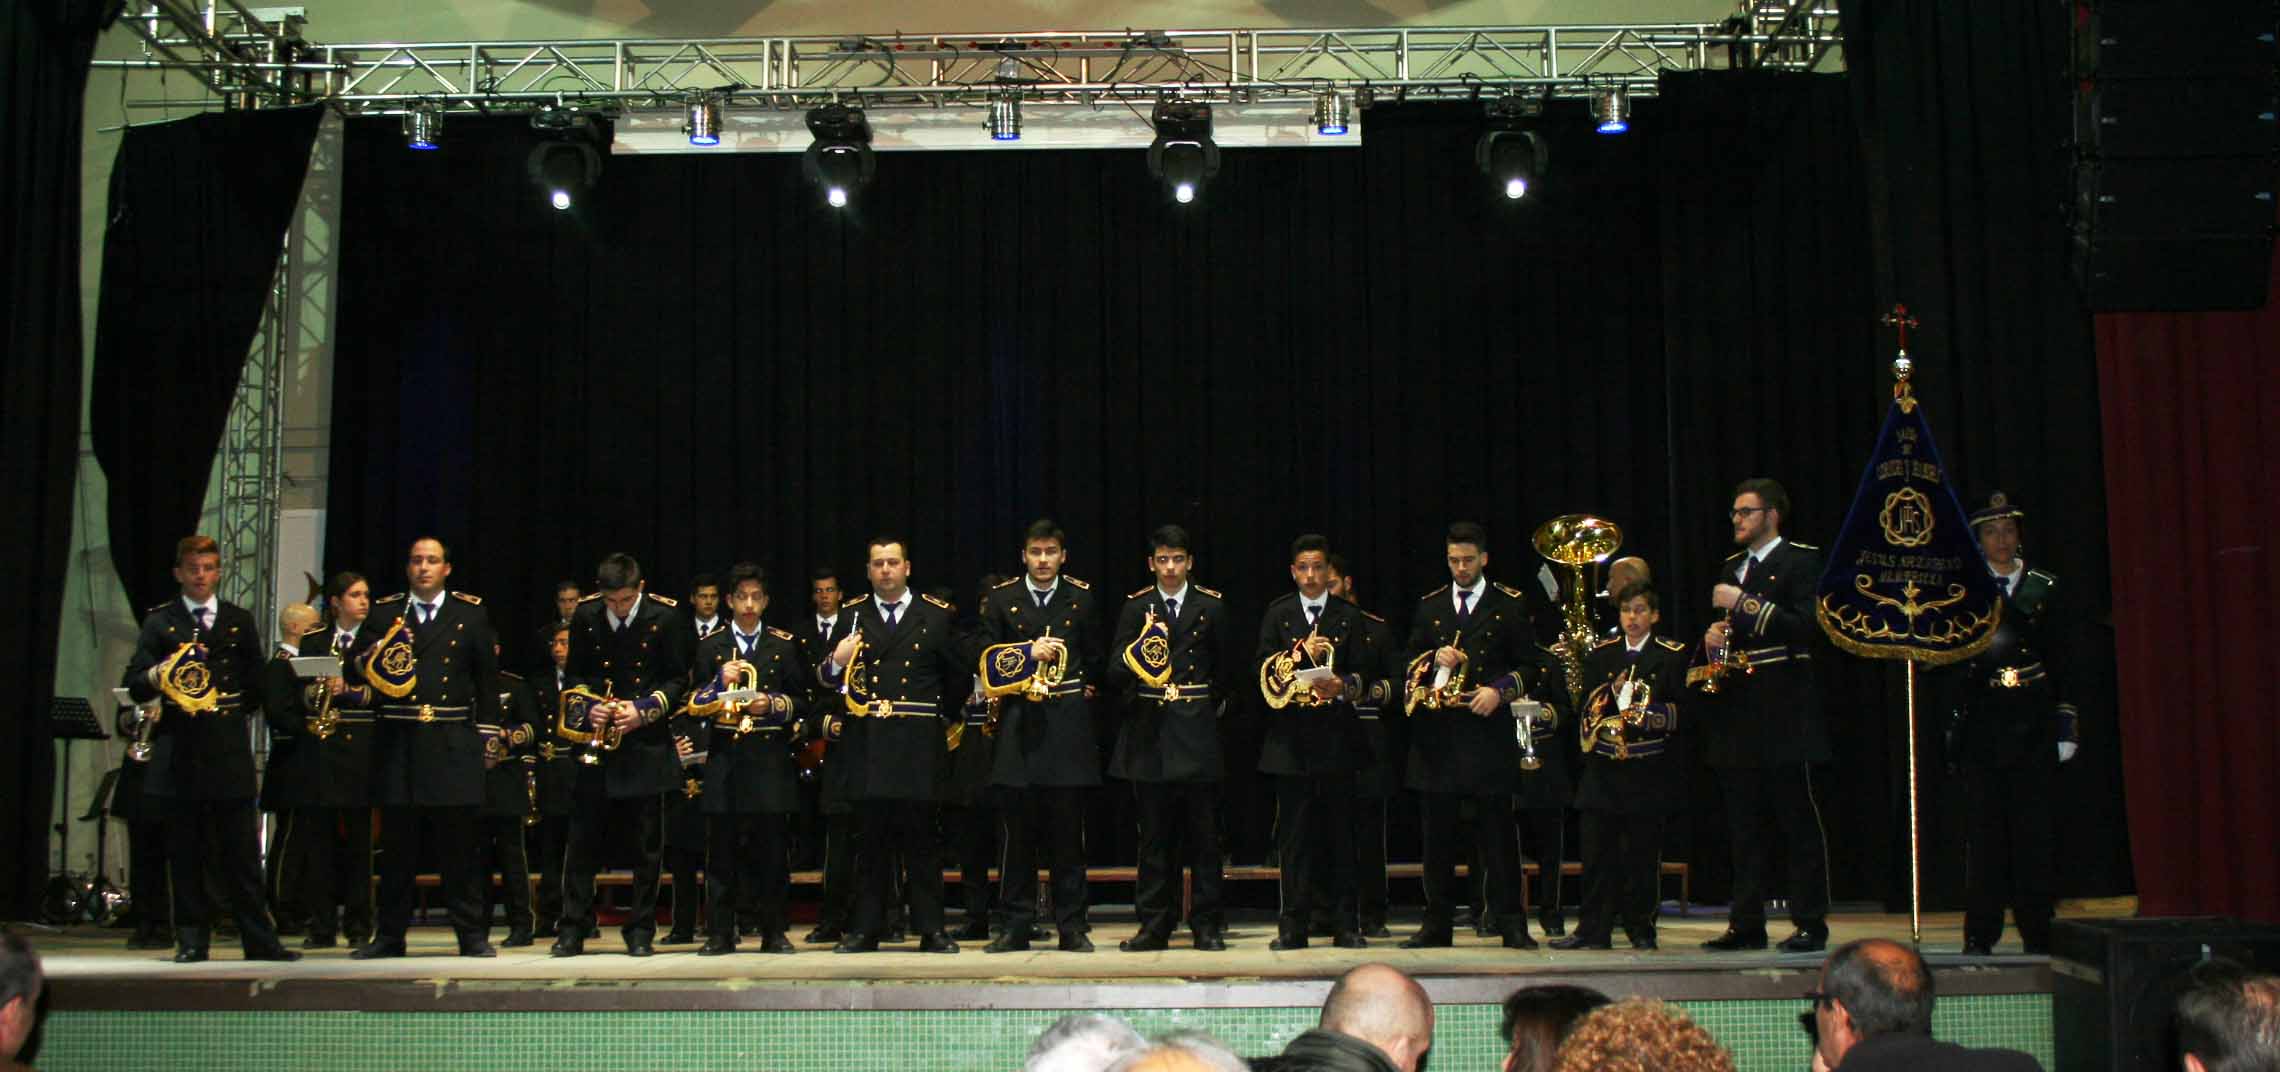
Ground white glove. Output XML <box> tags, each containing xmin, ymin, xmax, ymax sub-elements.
<box><xmin>2057</xmin><ymin>741</ymin><xmax>2078</xmax><ymax>764</ymax></box>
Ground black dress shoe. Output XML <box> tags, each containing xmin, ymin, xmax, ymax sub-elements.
<box><xmin>760</xmin><ymin>934</ymin><xmax>796</xmax><ymax>955</ymax></box>
<box><xmin>833</xmin><ymin>933</ymin><xmax>880</xmax><ymax>954</ymax></box>
<box><xmin>805</xmin><ymin>925</ymin><xmax>844</xmax><ymax>945</ymax></box>
<box><xmin>459</xmin><ymin>942</ymin><xmax>497</xmax><ymax>958</ymax></box>
<box><xmin>502</xmin><ymin>929</ymin><xmax>534</xmax><ymax>948</ymax></box>
<box><xmin>883</xmin><ymin>927</ymin><xmax>908</xmax><ymax>944</ymax></box>
<box><xmin>301</xmin><ymin>934</ymin><xmax>338</xmax><ymax>950</ymax></box>
<box><xmin>625</xmin><ymin>939</ymin><xmax>654</xmax><ymax>957</ymax></box>
<box><xmin>698</xmin><ymin>936</ymin><xmax>737</xmax><ymax>956</ymax></box>
<box><xmin>1362</xmin><ymin>923</ymin><xmax>1392</xmax><ymax>939</ymax></box>
<box><xmin>918</xmin><ymin>932</ymin><xmax>960</xmax><ymax>954</ymax></box>
<box><xmin>1268</xmin><ymin>934</ymin><xmax>1308</xmax><ymax>951</ymax></box>
<box><xmin>1400</xmin><ymin>929</ymin><xmax>1453</xmax><ymax>950</ymax></box>
<box><xmin>127</xmin><ymin>928</ymin><xmax>172</xmax><ymax>950</ymax></box>
<box><xmin>343</xmin><ymin>929</ymin><xmax>374</xmax><ymax>947</ymax></box>
<box><xmin>663</xmin><ymin>930</ymin><xmax>696</xmax><ymax>945</ymax></box>
<box><xmin>1333</xmin><ymin>932</ymin><xmax>1368</xmax><ymax>950</ymax></box>
<box><xmin>1503</xmin><ymin>930</ymin><xmax>1541</xmax><ymax>950</ymax></box>
<box><xmin>1701</xmin><ymin>928</ymin><xmax>1768</xmax><ymax>951</ymax></box>
<box><xmin>549</xmin><ymin>936</ymin><xmax>586</xmax><ymax>958</ymax></box>
<box><xmin>1539</xmin><ymin>915</ymin><xmax>1567</xmax><ymax>938</ymax></box>
<box><xmin>351</xmin><ymin>939</ymin><xmax>407</xmax><ymax>960</ymax></box>
<box><xmin>246</xmin><ymin>945</ymin><xmax>302</xmax><ymax>962</ymax></box>
<box><xmin>534</xmin><ymin>924</ymin><xmax>560</xmax><ymax>940</ymax></box>
<box><xmin>953</xmin><ymin>919</ymin><xmax>991</xmax><ymax>941</ymax></box>
<box><xmin>1549</xmin><ymin>934</ymin><xmax>1613</xmax><ymax>950</ymax></box>
<box><xmin>1626</xmin><ymin>932</ymin><xmax>1659</xmax><ymax>951</ymax></box>
<box><xmin>173</xmin><ymin>947</ymin><xmax>209</xmax><ymax>963</ymax></box>
<box><xmin>1308</xmin><ymin>920</ymin><xmax>1338</xmax><ymax>939</ymax></box>
<box><xmin>1120</xmin><ymin>932</ymin><xmax>1169</xmax><ymax>953</ymax></box>
<box><xmin>984</xmin><ymin>934</ymin><xmax>1031</xmax><ymax>954</ymax></box>
<box><xmin>1058</xmin><ymin>933</ymin><xmax>1095</xmax><ymax>953</ymax></box>
<box><xmin>1961</xmin><ymin>941</ymin><xmax>1994</xmax><ymax>956</ymax></box>
<box><xmin>1777</xmin><ymin>930</ymin><xmax>1828</xmax><ymax>954</ymax></box>
<box><xmin>2021</xmin><ymin>943</ymin><xmax>2050</xmax><ymax>957</ymax></box>
<box><xmin>1194</xmin><ymin>929</ymin><xmax>1227</xmax><ymax>952</ymax></box>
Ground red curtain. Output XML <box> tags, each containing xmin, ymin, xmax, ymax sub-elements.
<box><xmin>2098</xmin><ymin>247</ymin><xmax>2280</xmax><ymax>923</ymax></box>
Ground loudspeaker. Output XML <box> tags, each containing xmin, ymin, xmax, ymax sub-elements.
<box><xmin>2050</xmin><ymin>917</ymin><xmax>2280</xmax><ymax>1072</ymax></box>
<box><xmin>2072</xmin><ymin>1</ymin><xmax>2278</xmax><ymax>311</ymax></box>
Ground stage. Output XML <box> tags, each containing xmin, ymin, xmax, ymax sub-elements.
<box><xmin>25</xmin><ymin>905</ymin><xmax>2088</xmax><ymax>1072</ymax></box>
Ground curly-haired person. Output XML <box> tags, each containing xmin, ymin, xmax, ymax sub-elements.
<box><xmin>1553</xmin><ymin>998</ymin><xmax>1735</xmax><ymax>1072</ymax></box>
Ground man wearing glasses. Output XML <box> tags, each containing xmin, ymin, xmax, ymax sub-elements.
<box><xmin>1695</xmin><ymin>478</ymin><xmax>1833</xmax><ymax>954</ymax></box>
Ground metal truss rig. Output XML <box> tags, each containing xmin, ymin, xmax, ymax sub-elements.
<box><xmin>100</xmin><ymin>1</ymin><xmax>1841</xmax><ymax>118</ymax></box>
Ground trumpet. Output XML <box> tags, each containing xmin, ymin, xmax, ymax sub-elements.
<box><xmin>1513</xmin><ymin>697</ymin><xmax>1547</xmax><ymax>771</ymax></box>
<box><xmin>118</xmin><ymin>701</ymin><xmax>161</xmax><ymax>763</ymax></box>
<box><xmin>553</xmin><ymin>684</ymin><xmax>623</xmax><ymax>766</ymax></box>
<box><xmin>1699</xmin><ymin>605</ymin><xmax>1750</xmax><ymax>695</ymax></box>
<box><xmin>302</xmin><ymin>676</ymin><xmax>341</xmax><ymax>741</ymax></box>
<box><xmin>1024</xmin><ymin>629</ymin><xmax>1066</xmax><ymax>702</ymax></box>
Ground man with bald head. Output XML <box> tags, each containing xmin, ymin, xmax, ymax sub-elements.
<box><xmin>1810</xmin><ymin>939</ymin><xmax>2041</xmax><ymax>1070</ymax></box>
<box><xmin>1598</xmin><ymin>557</ymin><xmax>1650</xmax><ymax>635</ymax></box>
<box><xmin>1275</xmin><ymin>963</ymin><xmax>1436</xmax><ymax>1072</ymax></box>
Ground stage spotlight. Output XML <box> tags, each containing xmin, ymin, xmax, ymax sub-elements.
<box><xmin>1147</xmin><ymin>99</ymin><xmax>1219</xmax><ymax>205</ymax></box>
<box><xmin>526</xmin><ymin>116</ymin><xmax>602</xmax><ymax>211</ymax></box>
<box><xmin>403</xmin><ymin>105</ymin><xmax>442</xmax><ymax>151</ymax></box>
<box><xmin>1476</xmin><ymin>88</ymin><xmax>1548</xmax><ymax>200</ymax></box>
<box><xmin>803</xmin><ymin>103</ymin><xmax>874</xmax><ymax>208</ymax></box>
<box><xmin>1593</xmin><ymin>84</ymin><xmax>1630</xmax><ymax>134</ymax></box>
<box><xmin>988</xmin><ymin>91</ymin><xmax>1022</xmax><ymax>141</ymax></box>
<box><xmin>1314</xmin><ymin>90</ymin><xmax>1350</xmax><ymax>136</ymax></box>
<box><xmin>687</xmin><ymin>92</ymin><xmax>723</xmax><ymax>147</ymax></box>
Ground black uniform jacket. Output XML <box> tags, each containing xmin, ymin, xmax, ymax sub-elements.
<box><xmin>566</xmin><ymin>591</ymin><xmax>694</xmax><ymax>799</ymax></box>
<box><xmin>680</xmin><ymin>624</ymin><xmax>807</xmax><ymax>815</ymax></box>
<box><xmin>123</xmin><ymin>597</ymin><xmax>265</xmax><ymax>800</ymax></box>
<box><xmin>1574</xmin><ymin>634</ymin><xmax>1691</xmax><ymax>815</ymax></box>
<box><xmin>1402</xmin><ymin>580</ymin><xmax>1572</xmax><ymax>803</ymax></box>
<box><xmin>344</xmin><ymin>590</ymin><xmax>499</xmax><ymax>809</ymax></box>
<box><xmin>1692</xmin><ymin>540</ymin><xmax>1831</xmax><ymax>768</ymax></box>
<box><xmin>288</xmin><ymin>627</ymin><xmax>376</xmax><ymax>808</ymax></box>
<box><xmin>1256</xmin><ymin>592</ymin><xmax>1371</xmax><ymax>777</ymax></box>
<box><xmin>1951</xmin><ymin>566</ymin><xmax>2078</xmax><ymax>769</ymax></box>
<box><xmin>530</xmin><ymin>665</ymin><xmax>586</xmax><ymax>817</ymax></box>
<box><xmin>1348</xmin><ymin>607</ymin><xmax>1406</xmax><ymax>798</ymax></box>
<box><xmin>479</xmin><ymin>671</ymin><xmax>539</xmax><ymax>818</ymax></box>
<box><xmin>257</xmin><ymin>648</ymin><xmax>309</xmax><ymax>812</ymax></box>
<box><xmin>979</xmin><ymin>575</ymin><xmax>1104</xmax><ymax>788</ymax></box>
<box><xmin>816</xmin><ymin>591</ymin><xmax>976</xmax><ymax>802</ymax></box>
<box><xmin>791</xmin><ymin>610</ymin><xmax>861</xmax><ymax>812</ymax></box>
<box><xmin>1105</xmin><ymin>583</ymin><xmax>1228</xmax><ymax>784</ymax></box>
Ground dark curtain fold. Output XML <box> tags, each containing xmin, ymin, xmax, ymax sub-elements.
<box><xmin>2097</xmin><ymin>249</ymin><xmax>2280</xmax><ymax>923</ymax></box>
<box><xmin>1</xmin><ymin>0</ymin><xmax>116</xmax><ymax>917</ymax></box>
<box><xmin>1840</xmin><ymin>0</ymin><xmax>2131</xmax><ymax>907</ymax></box>
<box><xmin>319</xmin><ymin>75</ymin><xmax>2119</xmax><ymax>906</ymax></box>
<box><xmin>90</xmin><ymin>105</ymin><xmax>323</xmax><ymax>613</ymax></box>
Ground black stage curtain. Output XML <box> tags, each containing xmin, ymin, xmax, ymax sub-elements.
<box><xmin>90</xmin><ymin>105</ymin><xmax>322</xmax><ymax>613</ymax></box>
<box><xmin>1</xmin><ymin>0</ymin><xmax>115</xmax><ymax>918</ymax></box>
<box><xmin>1841</xmin><ymin>0</ymin><xmax>2131</xmax><ymax>906</ymax></box>
<box><xmin>323</xmin><ymin>71</ymin><xmax>2121</xmax><ymax>907</ymax></box>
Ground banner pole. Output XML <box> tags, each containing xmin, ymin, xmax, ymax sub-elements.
<box><xmin>1905</xmin><ymin>657</ymin><xmax>1922</xmax><ymax>944</ymax></box>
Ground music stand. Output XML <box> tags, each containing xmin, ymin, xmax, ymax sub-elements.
<box><xmin>49</xmin><ymin>698</ymin><xmax>112</xmax><ymax>919</ymax></box>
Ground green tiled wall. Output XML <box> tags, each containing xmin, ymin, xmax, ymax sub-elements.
<box><xmin>36</xmin><ymin>995</ymin><xmax>2050</xmax><ymax>1072</ymax></box>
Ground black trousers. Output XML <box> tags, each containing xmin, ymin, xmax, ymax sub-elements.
<box><xmin>817</xmin><ymin>811</ymin><xmax>858</xmax><ymax>931</ymax></box>
<box><xmin>1963</xmin><ymin>759</ymin><xmax>2057</xmax><ymax>951</ymax></box>
<box><xmin>263</xmin><ymin>812</ymin><xmax>306</xmax><ymax>930</ymax></box>
<box><xmin>1312</xmin><ymin>793</ymin><xmax>1388</xmax><ymax>933</ymax></box>
<box><xmin>293</xmin><ymin>806</ymin><xmax>373</xmax><ymax>941</ymax></box>
<box><xmin>852</xmin><ymin>799</ymin><xmax>943</xmax><ymax>939</ymax></box>
<box><xmin>374</xmin><ymin>804</ymin><xmax>484</xmax><ymax>944</ymax></box>
<box><xmin>1521</xmin><ymin>806</ymin><xmax>1567</xmax><ymax>925</ymax></box>
<box><xmin>664</xmin><ymin>846</ymin><xmax>703</xmax><ymax>935</ymax></box>
<box><xmin>1000</xmin><ymin>785</ymin><xmax>1089</xmax><ymax>937</ymax></box>
<box><xmin>162</xmin><ymin>796</ymin><xmax>283</xmax><ymax>954</ymax></box>
<box><xmin>945</xmin><ymin>797</ymin><xmax>1000</xmax><ymax>922</ymax></box>
<box><xmin>707</xmin><ymin>813</ymin><xmax>789</xmax><ymax>939</ymax></box>
<box><xmin>1576</xmin><ymin>810</ymin><xmax>1665</xmax><ymax>940</ymax></box>
<box><xmin>474</xmin><ymin>815</ymin><xmax>534</xmax><ymax>936</ymax></box>
<box><xmin>530</xmin><ymin>814</ymin><xmax>569</xmax><ymax>932</ymax></box>
<box><xmin>562</xmin><ymin>793</ymin><xmax>664</xmax><ymax>944</ymax></box>
<box><xmin>1421</xmin><ymin>791</ymin><xmax>1521</xmax><ymax>934</ymax></box>
<box><xmin>1275</xmin><ymin>774</ymin><xmax>1356</xmax><ymax>940</ymax></box>
<box><xmin>1134</xmin><ymin>780</ymin><xmax>1223</xmax><ymax>939</ymax></box>
<box><xmin>1716</xmin><ymin>764</ymin><xmax>1830</xmax><ymax>933</ymax></box>
<box><xmin>129</xmin><ymin>817</ymin><xmax>171</xmax><ymax>930</ymax></box>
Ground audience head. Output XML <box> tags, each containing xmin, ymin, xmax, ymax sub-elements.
<box><xmin>1108</xmin><ymin>1033</ymin><xmax>1249</xmax><ymax>1072</ymax></box>
<box><xmin>1026</xmin><ymin>1013</ymin><xmax>1148</xmax><ymax>1072</ymax></box>
<box><xmin>1813</xmin><ymin>939</ymin><xmax>1935</xmax><ymax>1068</ymax></box>
<box><xmin>1319</xmin><ymin>963</ymin><xmax>1435</xmax><ymax>1072</ymax></box>
<box><xmin>1500</xmin><ymin>984</ymin><xmax>1611</xmax><ymax>1072</ymax></box>
<box><xmin>1553</xmin><ymin>998</ymin><xmax>1734</xmax><ymax>1072</ymax></box>
<box><xmin>2177</xmin><ymin>961</ymin><xmax>2280</xmax><ymax>1072</ymax></box>
<box><xmin>0</xmin><ymin>933</ymin><xmax>43</xmax><ymax>1064</ymax></box>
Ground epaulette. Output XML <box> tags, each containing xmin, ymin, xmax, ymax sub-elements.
<box><xmin>1264</xmin><ymin>591</ymin><xmax>1300</xmax><ymax>608</ymax></box>
<box><xmin>499</xmin><ymin>669</ymin><xmax>524</xmax><ymax>681</ymax></box>
<box><xmin>1723</xmin><ymin>551</ymin><xmax>1747</xmax><ymax>562</ymax></box>
<box><xmin>1194</xmin><ymin>585</ymin><xmax>1222</xmax><ymax>599</ymax></box>
<box><xmin>1420</xmin><ymin>585</ymin><xmax>1449</xmax><ymax>600</ymax></box>
<box><xmin>578</xmin><ymin>591</ymin><xmax>602</xmax><ymax>603</ymax></box>
<box><xmin>845</xmin><ymin>594</ymin><xmax>871</xmax><ymax>606</ymax></box>
<box><xmin>648</xmin><ymin>593</ymin><xmax>679</xmax><ymax>608</ymax></box>
<box><xmin>1655</xmin><ymin>637</ymin><xmax>1687</xmax><ymax>652</ymax></box>
<box><xmin>1129</xmin><ymin>586</ymin><xmax>1153</xmax><ymax>599</ymax></box>
<box><xmin>766</xmin><ymin>626</ymin><xmax>795</xmax><ymax>641</ymax></box>
<box><xmin>921</xmin><ymin>593</ymin><xmax>953</xmax><ymax>610</ymax></box>
<box><xmin>1789</xmin><ymin>542</ymin><xmax>1820</xmax><ymax>551</ymax></box>
<box><xmin>1593</xmin><ymin>636</ymin><xmax>1624</xmax><ymax>650</ymax></box>
<box><xmin>1493</xmin><ymin>582</ymin><xmax>1525</xmax><ymax>599</ymax></box>
<box><xmin>1361</xmin><ymin>609</ymin><xmax>1387</xmax><ymax>624</ymax></box>
<box><xmin>993</xmin><ymin>577</ymin><xmax>1022</xmax><ymax>589</ymax></box>
<box><xmin>146</xmin><ymin>601</ymin><xmax>172</xmax><ymax>615</ymax></box>
<box><xmin>377</xmin><ymin>592</ymin><xmax>407</xmax><ymax>604</ymax></box>
<box><xmin>1063</xmin><ymin>576</ymin><xmax>1090</xmax><ymax>590</ymax></box>
<box><xmin>451</xmin><ymin>591</ymin><xmax>482</xmax><ymax>605</ymax></box>
<box><xmin>2027</xmin><ymin>569</ymin><xmax>2057</xmax><ymax>584</ymax></box>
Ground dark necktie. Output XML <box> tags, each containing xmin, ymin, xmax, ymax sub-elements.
<box><xmin>819</xmin><ymin>618</ymin><xmax>832</xmax><ymax>639</ymax></box>
<box><xmin>1626</xmin><ymin>645</ymin><xmax>1642</xmax><ymax>663</ymax></box>
<box><xmin>192</xmin><ymin>606</ymin><xmax>210</xmax><ymax>632</ymax></box>
<box><xmin>2002</xmin><ymin>574</ymin><xmax>2015</xmax><ymax>596</ymax></box>
<box><xmin>334</xmin><ymin>631</ymin><xmax>352</xmax><ymax>655</ymax></box>
<box><xmin>1738</xmin><ymin>556</ymin><xmax>1757</xmax><ymax>585</ymax></box>
<box><xmin>883</xmin><ymin>601</ymin><xmax>902</xmax><ymax>630</ymax></box>
<box><xmin>739</xmin><ymin>632</ymin><xmax>757</xmax><ymax>657</ymax></box>
<box><xmin>1456</xmin><ymin>589</ymin><xmax>1473</xmax><ymax>623</ymax></box>
<box><xmin>1034</xmin><ymin>589</ymin><xmax>1049</xmax><ymax>609</ymax></box>
<box><xmin>419</xmin><ymin>601</ymin><xmax>437</xmax><ymax>625</ymax></box>
<box><xmin>1165</xmin><ymin>597</ymin><xmax>1179</xmax><ymax>625</ymax></box>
